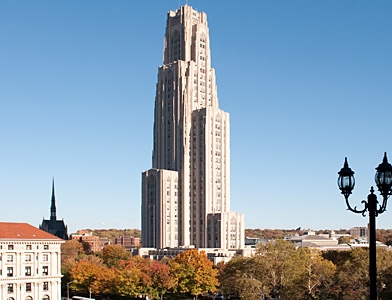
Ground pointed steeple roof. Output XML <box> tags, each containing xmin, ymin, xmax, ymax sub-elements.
<box><xmin>40</xmin><ymin>178</ymin><xmax>68</xmax><ymax>240</ymax></box>
<box><xmin>50</xmin><ymin>177</ymin><xmax>56</xmax><ymax>221</ymax></box>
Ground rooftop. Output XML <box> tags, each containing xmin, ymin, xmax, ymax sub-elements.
<box><xmin>0</xmin><ymin>222</ymin><xmax>63</xmax><ymax>241</ymax></box>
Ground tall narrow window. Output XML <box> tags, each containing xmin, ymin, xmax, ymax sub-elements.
<box><xmin>42</xmin><ymin>266</ymin><xmax>49</xmax><ymax>276</ymax></box>
<box><xmin>7</xmin><ymin>267</ymin><xmax>13</xmax><ymax>277</ymax></box>
<box><xmin>25</xmin><ymin>266</ymin><xmax>32</xmax><ymax>276</ymax></box>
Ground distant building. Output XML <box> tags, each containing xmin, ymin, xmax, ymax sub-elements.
<box><xmin>0</xmin><ymin>222</ymin><xmax>64</xmax><ymax>300</ymax></box>
<box><xmin>114</xmin><ymin>236</ymin><xmax>141</xmax><ymax>250</ymax></box>
<box><xmin>350</xmin><ymin>226</ymin><xmax>368</xmax><ymax>238</ymax></box>
<box><xmin>39</xmin><ymin>178</ymin><xmax>68</xmax><ymax>240</ymax></box>
<box><xmin>71</xmin><ymin>232</ymin><xmax>103</xmax><ymax>252</ymax></box>
<box><xmin>287</xmin><ymin>230</ymin><xmax>386</xmax><ymax>251</ymax></box>
<box><xmin>245</xmin><ymin>237</ymin><xmax>268</xmax><ymax>247</ymax></box>
<box><xmin>288</xmin><ymin>232</ymin><xmax>339</xmax><ymax>248</ymax></box>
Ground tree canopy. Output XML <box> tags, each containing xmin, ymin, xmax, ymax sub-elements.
<box><xmin>62</xmin><ymin>239</ymin><xmax>392</xmax><ymax>300</ymax></box>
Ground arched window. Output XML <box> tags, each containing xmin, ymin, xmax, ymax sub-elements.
<box><xmin>7</xmin><ymin>297</ymin><xmax>15</xmax><ymax>300</ymax></box>
<box><xmin>25</xmin><ymin>297</ymin><xmax>33</xmax><ymax>300</ymax></box>
<box><xmin>42</xmin><ymin>295</ymin><xmax>50</xmax><ymax>300</ymax></box>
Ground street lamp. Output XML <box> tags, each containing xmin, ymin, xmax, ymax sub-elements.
<box><xmin>67</xmin><ymin>280</ymin><xmax>76</xmax><ymax>300</ymax></box>
<box><xmin>338</xmin><ymin>152</ymin><xmax>392</xmax><ymax>300</ymax></box>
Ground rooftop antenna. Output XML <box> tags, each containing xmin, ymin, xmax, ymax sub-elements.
<box><xmin>179</xmin><ymin>0</ymin><xmax>189</xmax><ymax>8</ymax></box>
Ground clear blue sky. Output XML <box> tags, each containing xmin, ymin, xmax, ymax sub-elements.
<box><xmin>1</xmin><ymin>1</ymin><xmax>391</xmax><ymax>234</ymax></box>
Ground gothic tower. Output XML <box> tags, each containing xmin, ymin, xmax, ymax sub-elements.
<box><xmin>142</xmin><ymin>5</ymin><xmax>244</xmax><ymax>249</ymax></box>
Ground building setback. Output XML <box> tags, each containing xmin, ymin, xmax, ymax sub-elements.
<box><xmin>142</xmin><ymin>5</ymin><xmax>244</xmax><ymax>249</ymax></box>
<box><xmin>0</xmin><ymin>222</ymin><xmax>64</xmax><ymax>300</ymax></box>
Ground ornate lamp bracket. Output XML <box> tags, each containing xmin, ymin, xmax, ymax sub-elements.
<box><xmin>345</xmin><ymin>196</ymin><xmax>368</xmax><ymax>217</ymax></box>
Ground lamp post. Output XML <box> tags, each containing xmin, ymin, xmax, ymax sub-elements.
<box><xmin>338</xmin><ymin>152</ymin><xmax>392</xmax><ymax>300</ymax></box>
<box><xmin>67</xmin><ymin>280</ymin><xmax>76</xmax><ymax>300</ymax></box>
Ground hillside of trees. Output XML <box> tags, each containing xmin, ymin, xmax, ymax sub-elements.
<box><xmin>74</xmin><ymin>228</ymin><xmax>141</xmax><ymax>242</ymax></box>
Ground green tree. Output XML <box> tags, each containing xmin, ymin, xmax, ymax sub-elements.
<box><xmin>218</xmin><ymin>257</ymin><xmax>241</xmax><ymax>297</ymax></box>
<box><xmin>299</xmin><ymin>248</ymin><xmax>336</xmax><ymax>299</ymax></box>
<box><xmin>332</xmin><ymin>247</ymin><xmax>369</xmax><ymax>300</ymax></box>
<box><xmin>219</xmin><ymin>256</ymin><xmax>265</xmax><ymax>299</ymax></box>
<box><xmin>255</xmin><ymin>239</ymin><xmax>304</xmax><ymax>299</ymax></box>
<box><xmin>377</xmin><ymin>247</ymin><xmax>392</xmax><ymax>299</ymax></box>
<box><xmin>338</xmin><ymin>236</ymin><xmax>352</xmax><ymax>244</ymax></box>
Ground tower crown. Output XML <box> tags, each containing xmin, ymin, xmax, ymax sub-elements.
<box><xmin>163</xmin><ymin>6</ymin><xmax>209</xmax><ymax>66</ymax></box>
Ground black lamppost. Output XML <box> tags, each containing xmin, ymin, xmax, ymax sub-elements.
<box><xmin>338</xmin><ymin>152</ymin><xmax>392</xmax><ymax>300</ymax></box>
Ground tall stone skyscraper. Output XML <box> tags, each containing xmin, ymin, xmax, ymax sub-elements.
<box><xmin>142</xmin><ymin>5</ymin><xmax>244</xmax><ymax>249</ymax></box>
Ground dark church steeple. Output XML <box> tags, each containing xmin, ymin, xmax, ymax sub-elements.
<box><xmin>50</xmin><ymin>177</ymin><xmax>57</xmax><ymax>221</ymax></box>
<box><xmin>39</xmin><ymin>178</ymin><xmax>68</xmax><ymax>240</ymax></box>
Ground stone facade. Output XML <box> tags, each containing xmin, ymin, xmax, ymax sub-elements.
<box><xmin>142</xmin><ymin>5</ymin><xmax>244</xmax><ymax>249</ymax></box>
<box><xmin>0</xmin><ymin>222</ymin><xmax>64</xmax><ymax>300</ymax></box>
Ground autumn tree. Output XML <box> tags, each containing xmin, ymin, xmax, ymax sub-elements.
<box><xmin>114</xmin><ymin>258</ymin><xmax>146</xmax><ymax>298</ymax></box>
<box><xmin>61</xmin><ymin>239</ymin><xmax>85</xmax><ymax>263</ymax></box>
<box><xmin>170</xmin><ymin>249</ymin><xmax>218</xmax><ymax>299</ymax></box>
<box><xmin>69</xmin><ymin>257</ymin><xmax>105</xmax><ymax>296</ymax></box>
<box><xmin>100</xmin><ymin>244</ymin><xmax>131</xmax><ymax>268</ymax></box>
<box><xmin>96</xmin><ymin>266</ymin><xmax>117</xmax><ymax>296</ymax></box>
<box><xmin>149</xmin><ymin>260</ymin><xmax>175</xmax><ymax>300</ymax></box>
<box><xmin>61</xmin><ymin>239</ymin><xmax>88</xmax><ymax>295</ymax></box>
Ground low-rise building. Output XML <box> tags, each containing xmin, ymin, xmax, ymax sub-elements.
<box><xmin>286</xmin><ymin>230</ymin><xmax>386</xmax><ymax>251</ymax></box>
<box><xmin>0</xmin><ymin>222</ymin><xmax>64</xmax><ymax>300</ymax></box>
<box><xmin>71</xmin><ymin>233</ymin><xmax>102</xmax><ymax>252</ymax></box>
<box><xmin>114</xmin><ymin>236</ymin><xmax>141</xmax><ymax>250</ymax></box>
<box><xmin>288</xmin><ymin>231</ymin><xmax>339</xmax><ymax>248</ymax></box>
<box><xmin>350</xmin><ymin>226</ymin><xmax>368</xmax><ymax>238</ymax></box>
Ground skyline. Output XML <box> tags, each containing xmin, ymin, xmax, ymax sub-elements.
<box><xmin>1</xmin><ymin>1</ymin><xmax>391</xmax><ymax>233</ymax></box>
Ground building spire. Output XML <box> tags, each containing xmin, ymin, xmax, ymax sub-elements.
<box><xmin>50</xmin><ymin>177</ymin><xmax>56</xmax><ymax>221</ymax></box>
